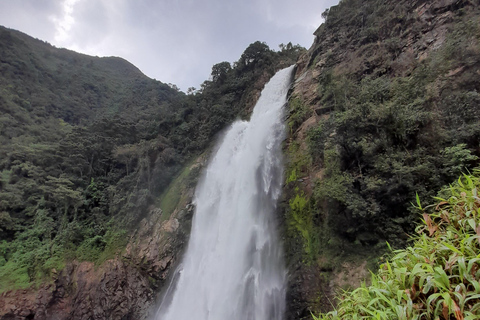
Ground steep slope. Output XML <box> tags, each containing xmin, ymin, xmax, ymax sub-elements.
<box><xmin>0</xmin><ymin>27</ymin><xmax>302</xmax><ymax>319</ymax></box>
<box><xmin>283</xmin><ymin>0</ymin><xmax>480</xmax><ymax>317</ymax></box>
<box><xmin>0</xmin><ymin>25</ymin><xmax>189</xmax><ymax>320</ymax></box>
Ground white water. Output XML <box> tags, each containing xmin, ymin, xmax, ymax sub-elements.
<box><xmin>155</xmin><ymin>66</ymin><xmax>294</xmax><ymax>320</ymax></box>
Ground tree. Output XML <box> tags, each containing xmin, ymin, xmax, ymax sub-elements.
<box><xmin>167</xmin><ymin>83</ymin><xmax>180</xmax><ymax>91</ymax></box>
<box><xmin>210</xmin><ymin>61</ymin><xmax>231</xmax><ymax>83</ymax></box>
<box><xmin>187</xmin><ymin>87</ymin><xmax>197</xmax><ymax>95</ymax></box>
<box><xmin>238</xmin><ymin>41</ymin><xmax>271</xmax><ymax>69</ymax></box>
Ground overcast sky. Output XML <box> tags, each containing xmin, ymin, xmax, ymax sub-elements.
<box><xmin>0</xmin><ymin>0</ymin><xmax>339</xmax><ymax>91</ymax></box>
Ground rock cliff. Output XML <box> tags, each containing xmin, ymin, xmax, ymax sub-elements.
<box><xmin>283</xmin><ymin>0</ymin><xmax>480</xmax><ymax>318</ymax></box>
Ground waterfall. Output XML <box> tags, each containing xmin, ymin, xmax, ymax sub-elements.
<box><xmin>155</xmin><ymin>66</ymin><xmax>294</xmax><ymax>320</ymax></box>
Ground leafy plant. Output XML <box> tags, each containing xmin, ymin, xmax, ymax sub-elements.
<box><xmin>313</xmin><ymin>171</ymin><xmax>480</xmax><ymax>320</ymax></box>
<box><xmin>288</xmin><ymin>190</ymin><xmax>319</xmax><ymax>261</ymax></box>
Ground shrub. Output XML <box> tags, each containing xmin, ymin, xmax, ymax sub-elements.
<box><xmin>313</xmin><ymin>171</ymin><xmax>480</xmax><ymax>320</ymax></box>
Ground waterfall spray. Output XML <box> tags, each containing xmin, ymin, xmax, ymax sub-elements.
<box><xmin>155</xmin><ymin>66</ymin><xmax>294</xmax><ymax>320</ymax></box>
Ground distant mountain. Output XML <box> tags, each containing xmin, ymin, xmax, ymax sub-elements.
<box><xmin>0</xmin><ymin>26</ymin><xmax>182</xmax><ymax>133</ymax></box>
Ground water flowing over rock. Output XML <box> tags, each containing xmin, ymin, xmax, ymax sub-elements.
<box><xmin>155</xmin><ymin>66</ymin><xmax>295</xmax><ymax>320</ymax></box>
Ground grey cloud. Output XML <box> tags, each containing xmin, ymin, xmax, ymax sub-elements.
<box><xmin>68</xmin><ymin>0</ymin><xmax>110</xmax><ymax>48</ymax></box>
<box><xmin>0</xmin><ymin>0</ymin><xmax>340</xmax><ymax>91</ymax></box>
<box><xmin>0</xmin><ymin>0</ymin><xmax>62</xmax><ymax>40</ymax></box>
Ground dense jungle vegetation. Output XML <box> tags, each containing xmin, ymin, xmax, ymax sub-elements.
<box><xmin>0</xmin><ymin>26</ymin><xmax>303</xmax><ymax>291</ymax></box>
<box><xmin>315</xmin><ymin>171</ymin><xmax>480</xmax><ymax>319</ymax></box>
<box><xmin>282</xmin><ymin>0</ymin><xmax>480</xmax><ymax>316</ymax></box>
<box><xmin>286</xmin><ymin>0</ymin><xmax>480</xmax><ymax>259</ymax></box>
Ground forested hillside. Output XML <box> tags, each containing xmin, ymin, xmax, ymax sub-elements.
<box><xmin>283</xmin><ymin>0</ymin><xmax>480</xmax><ymax>317</ymax></box>
<box><xmin>0</xmin><ymin>25</ymin><xmax>302</xmax><ymax>297</ymax></box>
<box><xmin>2</xmin><ymin>0</ymin><xmax>480</xmax><ymax>319</ymax></box>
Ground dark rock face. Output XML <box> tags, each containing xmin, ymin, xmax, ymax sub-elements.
<box><xmin>285</xmin><ymin>264</ymin><xmax>332</xmax><ymax>320</ymax></box>
<box><xmin>1</xmin><ymin>260</ymin><xmax>155</xmax><ymax>320</ymax></box>
<box><xmin>283</xmin><ymin>0</ymin><xmax>480</xmax><ymax>318</ymax></box>
<box><xmin>68</xmin><ymin>260</ymin><xmax>152</xmax><ymax>320</ymax></box>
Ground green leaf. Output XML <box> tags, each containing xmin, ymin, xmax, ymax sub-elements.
<box><xmin>442</xmin><ymin>242</ymin><xmax>462</xmax><ymax>254</ymax></box>
<box><xmin>433</xmin><ymin>266</ymin><xmax>450</xmax><ymax>290</ymax></box>
<box><xmin>467</xmin><ymin>218</ymin><xmax>476</xmax><ymax>230</ymax></box>
<box><xmin>416</xmin><ymin>192</ymin><xmax>422</xmax><ymax>210</ymax></box>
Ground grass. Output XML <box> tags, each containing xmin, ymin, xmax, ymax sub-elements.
<box><xmin>313</xmin><ymin>171</ymin><xmax>480</xmax><ymax>320</ymax></box>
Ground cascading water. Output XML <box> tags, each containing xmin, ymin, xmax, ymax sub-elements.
<box><xmin>155</xmin><ymin>66</ymin><xmax>294</xmax><ymax>320</ymax></box>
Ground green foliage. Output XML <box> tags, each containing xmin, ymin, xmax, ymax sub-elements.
<box><xmin>286</xmin><ymin>167</ymin><xmax>299</xmax><ymax>184</ymax></box>
<box><xmin>0</xmin><ymin>26</ymin><xmax>302</xmax><ymax>292</ymax></box>
<box><xmin>238</xmin><ymin>41</ymin><xmax>272</xmax><ymax>70</ymax></box>
<box><xmin>211</xmin><ymin>61</ymin><xmax>232</xmax><ymax>83</ymax></box>
<box><xmin>314</xmin><ymin>148</ymin><xmax>352</xmax><ymax>205</ymax></box>
<box><xmin>288</xmin><ymin>97</ymin><xmax>310</xmax><ymax>133</ymax></box>
<box><xmin>313</xmin><ymin>172</ymin><xmax>480</xmax><ymax>320</ymax></box>
<box><xmin>96</xmin><ymin>228</ymin><xmax>128</xmax><ymax>264</ymax></box>
<box><xmin>284</xmin><ymin>141</ymin><xmax>319</xmax><ymax>263</ymax></box>
<box><xmin>76</xmin><ymin>235</ymin><xmax>106</xmax><ymax>262</ymax></box>
<box><xmin>305</xmin><ymin>39</ymin><xmax>480</xmax><ymax>246</ymax></box>
<box><xmin>441</xmin><ymin>144</ymin><xmax>479</xmax><ymax>178</ymax></box>
<box><xmin>158</xmin><ymin>164</ymin><xmax>195</xmax><ymax>221</ymax></box>
<box><xmin>286</xmin><ymin>0</ymin><xmax>480</xmax><ymax>316</ymax></box>
<box><xmin>285</xmin><ymin>142</ymin><xmax>312</xmax><ymax>185</ymax></box>
<box><xmin>288</xmin><ymin>190</ymin><xmax>319</xmax><ymax>262</ymax></box>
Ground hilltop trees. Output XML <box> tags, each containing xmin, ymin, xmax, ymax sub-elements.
<box><xmin>238</xmin><ymin>41</ymin><xmax>272</xmax><ymax>69</ymax></box>
<box><xmin>211</xmin><ymin>61</ymin><xmax>232</xmax><ymax>83</ymax></box>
